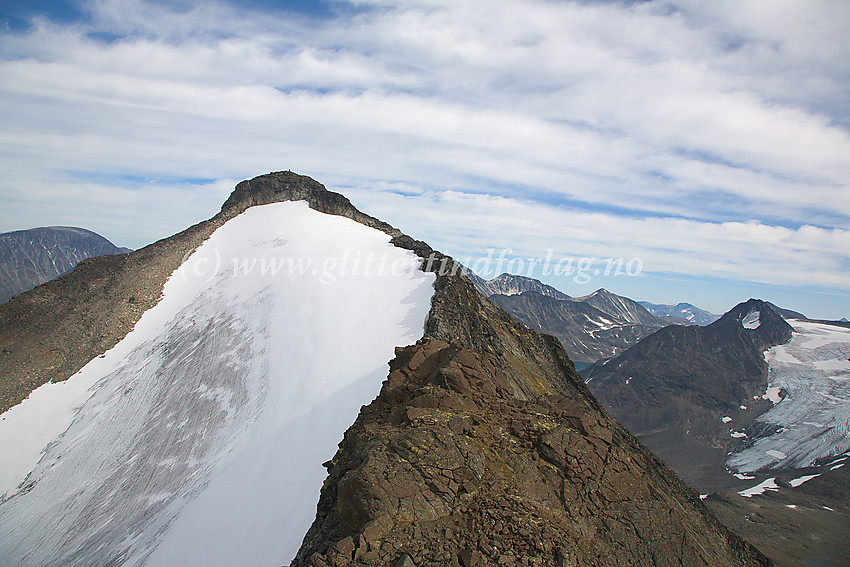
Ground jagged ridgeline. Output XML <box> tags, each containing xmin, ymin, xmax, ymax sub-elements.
<box><xmin>0</xmin><ymin>172</ymin><xmax>771</xmax><ymax>566</ymax></box>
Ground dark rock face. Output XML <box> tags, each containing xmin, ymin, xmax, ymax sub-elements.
<box><xmin>763</xmin><ymin>301</ymin><xmax>807</xmax><ymax>321</ymax></box>
<box><xmin>0</xmin><ymin>227</ymin><xmax>128</xmax><ymax>305</ymax></box>
<box><xmin>584</xmin><ymin>299</ymin><xmax>794</xmax><ymax>489</ymax></box>
<box><xmin>293</xmin><ymin>340</ymin><xmax>770</xmax><ymax>567</ymax></box>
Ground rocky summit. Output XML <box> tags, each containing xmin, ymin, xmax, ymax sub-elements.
<box><xmin>0</xmin><ymin>172</ymin><xmax>772</xmax><ymax>566</ymax></box>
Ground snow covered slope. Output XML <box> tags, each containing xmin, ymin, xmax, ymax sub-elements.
<box><xmin>728</xmin><ymin>320</ymin><xmax>850</xmax><ymax>473</ymax></box>
<box><xmin>0</xmin><ymin>201</ymin><xmax>434</xmax><ymax>567</ymax></box>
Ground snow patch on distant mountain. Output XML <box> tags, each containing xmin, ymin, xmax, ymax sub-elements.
<box><xmin>728</xmin><ymin>320</ymin><xmax>850</xmax><ymax>474</ymax></box>
<box><xmin>789</xmin><ymin>474</ymin><xmax>821</xmax><ymax>487</ymax></box>
<box><xmin>742</xmin><ymin>310</ymin><xmax>761</xmax><ymax>329</ymax></box>
<box><xmin>0</xmin><ymin>202</ymin><xmax>435</xmax><ymax>567</ymax></box>
<box><xmin>466</xmin><ymin>271</ymin><xmax>569</xmax><ymax>299</ymax></box>
<box><xmin>762</xmin><ymin>385</ymin><xmax>784</xmax><ymax>404</ymax></box>
<box><xmin>738</xmin><ymin>477</ymin><xmax>779</xmax><ymax>498</ymax></box>
<box><xmin>639</xmin><ymin>301</ymin><xmax>718</xmax><ymax>325</ymax></box>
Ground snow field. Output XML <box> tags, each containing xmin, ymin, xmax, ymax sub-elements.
<box><xmin>0</xmin><ymin>202</ymin><xmax>435</xmax><ymax>567</ymax></box>
<box><xmin>741</xmin><ymin>310</ymin><xmax>761</xmax><ymax>330</ymax></box>
<box><xmin>738</xmin><ymin>477</ymin><xmax>778</xmax><ymax>498</ymax></box>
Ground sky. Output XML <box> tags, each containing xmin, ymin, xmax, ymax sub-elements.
<box><xmin>1</xmin><ymin>0</ymin><xmax>848</xmax><ymax>319</ymax></box>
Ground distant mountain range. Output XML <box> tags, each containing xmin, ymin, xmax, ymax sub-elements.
<box><xmin>466</xmin><ymin>272</ymin><xmax>691</xmax><ymax>363</ymax></box>
<box><xmin>0</xmin><ymin>227</ymin><xmax>130</xmax><ymax>304</ymax></box>
<box><xmin>464</xmin><ymin>271</ymin><xmax>569</xmax><ymax>299</ymax></box>
<box><xmin>639</xmin><ymin>300</ymin><xmax>719</xmax><ymax>325</ymax></box>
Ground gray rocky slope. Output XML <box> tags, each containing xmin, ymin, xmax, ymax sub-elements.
<box><xmin>0</xmin><ymin>172</ymin><xmax>770</xmax><ymax>566</ymax></box>
<box><xmin>0</xmin><ymin>226</ymin><xmax>129</xmax><ymax>304</ymax></box>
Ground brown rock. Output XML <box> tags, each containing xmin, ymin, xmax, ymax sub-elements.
<box><xmin>393</xmin><ymin>554</ymin><xmax>415</xmax><ymax>567</ymax></box>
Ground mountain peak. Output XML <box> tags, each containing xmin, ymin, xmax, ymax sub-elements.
<box><xmin>465</xmin><ymin>271</ymin><xmax>570</xmax><ymax>300</ymax></box>
<box><xmin>221</xmin><ymin>171</ymin><xmax>401</xmax><ymax>237</ymax></box>
<box><xmin>221</xmin><ymin>171</ymin><xmax>328</xmax><ymax>211</ymax></box>
<box><xmin>715</xmin><ymin>299</ymin><xmax>793</xmax><ymax>350</ymax></box>
<box><xmin>575</xmin><ymin>287</ymin><xmax>609</xmax><ymax>299</ymax></box>
<box><xmin>575</xmin><ymin>287</ymin><xmax>664</xmax><ymax>327</ymax></box>
<box><xmin>720</xmin><ymin>298</ymin><xmax>769</xmax><ymax>321</ymax></box>
<box><xmin>586</xmin><ymin>297</ymin><xmax>794</xmax><ymax>490</ymax></box>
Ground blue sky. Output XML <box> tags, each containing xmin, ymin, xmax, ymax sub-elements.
<box><xmin>1</xmin><ymin>0</ymin><xmax>848</xmax><ymax>319</ymax></box>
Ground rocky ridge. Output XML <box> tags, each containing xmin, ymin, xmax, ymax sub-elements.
<box><xmin>293</xmin><ymin>339</ymin><xmax>770</xmax><ymax>567</ymax></box>
<box><xmin>0</xmin><ymin>172</ymin><xmax>772</xmax><ymax>565</ymax></box>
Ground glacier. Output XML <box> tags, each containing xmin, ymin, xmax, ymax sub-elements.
<box><xmin>728</xmin><ymin>320</ymin><xmax>850</xmax><ymax>474</ymax></box>
<box><xmin>0</xmin><ymin>202</ymin><xmax>435</xmax><ymax>566</ymax></box>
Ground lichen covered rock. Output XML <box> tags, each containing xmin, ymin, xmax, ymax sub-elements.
<box><xmin>294</xmin><ymin>340</ymin><xmax>771</xmax><ymax>567</ymax></box>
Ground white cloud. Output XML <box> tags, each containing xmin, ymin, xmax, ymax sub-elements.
<box><xmin>0</xmin><ymin>0</ymin><xmax>848</xmax><ymax>316</ymax></box>
<box><xmin>344</xmin><ymin>186</ymin><xmax>850</xmax><ymax>289</ymax></box>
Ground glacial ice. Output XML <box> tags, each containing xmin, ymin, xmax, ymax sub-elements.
<box><xmin>0</xmin><ymin>201</ymin><xmax>435</xmax><ymax>567</ymax></box>
<box><xmin>728</xmin><ymin>320</ymin><xmax>850</xmax><ymax>474</ymax></box>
